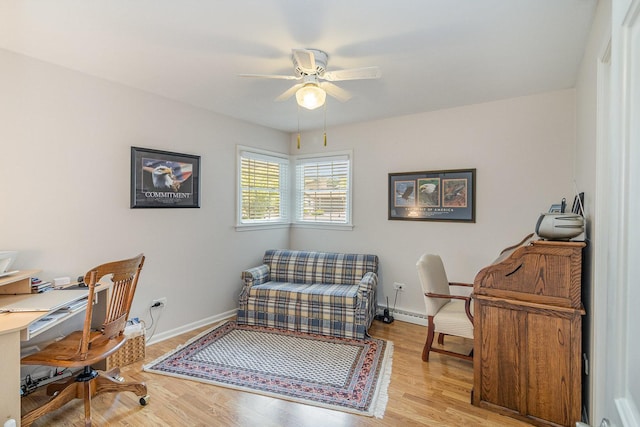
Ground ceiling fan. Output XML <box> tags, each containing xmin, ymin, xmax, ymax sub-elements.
<box><xmin>240</xmin><ymin>48</ymin><xmax>381</xmax><ymax>110</ymax></box>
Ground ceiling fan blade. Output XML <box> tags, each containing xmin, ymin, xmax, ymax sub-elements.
<box><xmin>320</xmin><ymin>82</ymin><xmax>352</xmax><ymax>102</ymax></box>
<box><xmin>292</xmin><ymin>49</ymin><xmax>316</xmax><ymax>74</ymax></box>
<box><xmin>322</xmin><ymin>66</ymin><xmax>382</xmax><ymax>82</ymax></box>
<box><xmin>275</xmin><ymin>83</ymin><xmax>304</xmax><ymax>101</ymax></box>
<box><xmin>239</xmin><ymin>73</ymin><xmax>300</xmax><ymax>80</ymax></box>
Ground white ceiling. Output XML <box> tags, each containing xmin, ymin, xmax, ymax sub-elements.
<box><xmin>0</xmin><ymin>0</ymin><xmax>597</xmax><ymax>133</ymax></box>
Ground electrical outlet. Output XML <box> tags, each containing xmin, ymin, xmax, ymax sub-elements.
<box><xmin>393</xmin><ymin>282</ymin><xmax>405</xmax><ymax>291</ymax></box>
<box><xmin>151</xmin><ymin>297</ymin><xmax>167</xmax><ymax>308</ymax></box>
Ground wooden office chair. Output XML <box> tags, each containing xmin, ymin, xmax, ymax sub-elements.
<box><xmin>416</xmin><ymin>254</ymin><xmax>474</xmax><ymax>362</ymax></box>
<box><xmin>21</xmin><ymin>254</ymin><xmax>148</xmax><ymax>427</ymax></box>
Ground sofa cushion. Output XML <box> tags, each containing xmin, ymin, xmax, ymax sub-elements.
<box><xmin>248</xmin><ymin>281</ymin><xmax>359</xmax><ymax>309</ymax></box>
<box><xmin>264</xmin><ymin>250</ymin><xmax>378</xmax><ymax>286</ymax></box>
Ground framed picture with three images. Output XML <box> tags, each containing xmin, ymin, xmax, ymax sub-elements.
<box><xmin>130</xmin><ymin>147</ymin><xmax>201</xmax><ymax>208</ymax></box>
<box><xmin>388</xmin><ymin>168</ymin><xmax>476</xmax><ymax>222</ymax></box>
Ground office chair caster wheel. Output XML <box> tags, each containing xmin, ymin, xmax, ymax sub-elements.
<box><xmin>139</xmin><ymin>395</ymin><xmax>150</xmax><ymax>406</ymax></box>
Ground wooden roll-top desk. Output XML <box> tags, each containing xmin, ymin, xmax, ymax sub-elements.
<box><xmin>472</xmin><ymin>234</ymin><xmax>586</xmax><ymax>427</ymax></box>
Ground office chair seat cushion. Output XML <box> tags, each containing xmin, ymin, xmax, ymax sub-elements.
<box><xmin>21</xmin><ymin>330</ymin><xmax>126</xmax><ymax>368</ymax></box>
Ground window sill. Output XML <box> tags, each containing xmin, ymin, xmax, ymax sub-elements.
<box><xmin>235</xmin><ymin>223</ymin><xmax>291</xmax><ymax>232</ymax></box>
<box><xmin>235</xmin><ymin>222</ymin><xmax>354</xmax><ymax>232</ymax></box>
<box><xmin>291</xmin><ymin>222</ymin><xmax>354</xmax><ymax>231</ymax></box>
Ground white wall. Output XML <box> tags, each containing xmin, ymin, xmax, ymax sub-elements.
<box><xmin>290</xmin><ymin>90</ymin><xmax>577</xmax><ymax>317</ymax></box>
<box><xmin>0</xmin><ymin>49</ymin><xmax>290</xmax><ymax>339</ymax></box>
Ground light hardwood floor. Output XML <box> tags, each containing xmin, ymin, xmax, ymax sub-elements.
<box><xmin>22</xmin><ymin>319</ymin><xmax>532</xmax><ymax>426</ymax></box>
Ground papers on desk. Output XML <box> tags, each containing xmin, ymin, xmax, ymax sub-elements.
<box><xmin>31</xmin><ymin>280</ymin><xmax>53</xmax><ymax>293</ymax></box>
<box><xmin>62</xmin><ymin>297</ymin><xmax>88</xmax><ymax>312</ymax></box>
<box><xmin>25</xmin><ymin>297</ymin><xmax>89</xmax><ymax>335</ymax></box>
<box><xmin>27</xmin><ymin>311</ymin><xmax>68</xmax><ymax>334</ymax></box>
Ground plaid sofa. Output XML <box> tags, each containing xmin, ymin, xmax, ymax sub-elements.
<box><xmin>237</xmin><ymin>249</ymin><xmax>379</xmax><ymax>339</ymax></box>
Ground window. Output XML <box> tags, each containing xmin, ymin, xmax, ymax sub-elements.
<box><xmin>237</xmin><ymin>147</ymin><xmax>352</xmax><ymax>229</ymax></box>
<box><xmin>237</xmin><ymin>147</ymin><xmax>289</xmax><ymax>226</ymax></box>
<box><xmin>294</xmin><ymin>152</ymin><xmax>352</xmax><ymax>226</ymax></box>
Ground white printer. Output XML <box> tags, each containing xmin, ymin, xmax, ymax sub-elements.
<box><xmin>535</xmin><ymin>213</ymin><xmax>584</xmax><ymax>240</ymax></box>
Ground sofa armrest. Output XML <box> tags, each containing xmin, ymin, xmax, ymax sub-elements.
<box><xmin>241</xmin><ymin>264</ymin><xmax>270</xmax><ymax>287</ymax></box>
<box><xmin>357</xmin><ymin>271</ymin><xmax>378</xmax><ymax>298</ymax></box>
<box><xmin>356</xmin><ymin>272</ymin><xmax>378</xmax><ymax>326</ymax></box>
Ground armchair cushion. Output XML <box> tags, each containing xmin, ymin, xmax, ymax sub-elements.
<box><xmin>433</xmin><ymin>300</ymin><xmax>474</xmax><ymax>339</ymax></box>
<box><xmin>417</xmin><ymin>253</ymin><xmax>474</xmax><ymax>362</ymax></box>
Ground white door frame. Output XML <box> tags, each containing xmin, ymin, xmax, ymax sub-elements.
<box><xmin>595</xmin><ymin>0</ymin><xmax>640</xmax><ymax>425</ymax></box>
<box><xmin>592</xmin><ymin>33</ymin><xmax>611</xmax><ymax>427</ymax></box>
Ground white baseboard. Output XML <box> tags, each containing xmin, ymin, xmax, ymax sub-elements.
<box><xmin>392</xmin><ymin>309</ymin><xmax>428</xmax><ymax>326</ymax></box>
<box><xmin>146</xmin><ymin>307</ymin><xmax>426</xmax><ymax>346</ymax></box>
<box><xmin>145</xmin><ymin>309</ymin><xmax>237</xmax><ymax>346</ymax></box>
<box><xmin>376</xmin><ymin>307</ymin><xmax>428</xmax><ymax>326</ymax></box>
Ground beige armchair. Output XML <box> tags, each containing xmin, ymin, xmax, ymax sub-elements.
<box><xmin>416</xmin><ymin>253</ymin><xmax>473</xmax><ymax>362</ymax></box>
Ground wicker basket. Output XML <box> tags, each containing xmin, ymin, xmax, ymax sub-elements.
<box><xmin>106</xmin><ymin>326</ymin><xmax>146</xmax><ymax>370</ymax></box>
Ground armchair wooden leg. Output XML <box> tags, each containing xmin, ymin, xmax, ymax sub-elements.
<box><xmin>438</xmin><ymin>333</ymin><xmax>445</xmax><ymax>345</ymax></box>
<box><xmin>422</xmin><ymin>316</ymin><xmax>436</xmax><ymax>362</ymax></box>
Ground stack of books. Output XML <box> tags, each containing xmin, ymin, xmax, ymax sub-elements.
<box><xmin>30</xmin><ymin>278</ymin><xmax>53</xmax><ymax>293</ymax></box>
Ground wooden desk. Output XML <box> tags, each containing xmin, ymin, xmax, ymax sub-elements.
<box><xmin>0</xmin><ymin>270</ymin><xmax>40</xmax><ymax>295</ymax></box>
<box><xmin>0</xmin><ymin>271</ymin><xmax>109</xmax><ymax>426</ymax></box>
<box><xmin>472</xmin><ymin>238</ymin><xmax>585</xmax><ymax>427</ymax></box>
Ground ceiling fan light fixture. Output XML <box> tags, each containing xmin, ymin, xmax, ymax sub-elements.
<box><xmin>296</xmin><ymin>84</ymin><xmax>326</xmax><ymax>110</ymax></box>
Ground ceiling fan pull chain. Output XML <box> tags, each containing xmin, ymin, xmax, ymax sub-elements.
<box><xmin>323</xmin><ymin>102</ymin><xmax>327</xmax><ymax>147</ymax></box>
<box><xmin>297</xmin><ymin>104</ymin><xmax>301</xmax><ymax>149</ymax></box>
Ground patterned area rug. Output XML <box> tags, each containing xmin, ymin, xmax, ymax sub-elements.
<box><xmin>144</xmin><ymin>320</ymin><xmax>393</xmax><ymax>418</ymax></box>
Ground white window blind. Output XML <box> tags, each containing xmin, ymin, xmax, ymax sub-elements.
<box><xmin>238</xmin><ymin>148</ymin><xmax>289</xmax><ymax>224</ymax></box>
<box><xmin>295</xmin><ymin>154</ymin><xmax>351</xmax><ymax>224</ymax></box>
